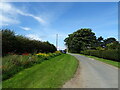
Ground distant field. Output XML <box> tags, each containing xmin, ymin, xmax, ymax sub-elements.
<box><xmin>3</xmin><ymin>54</ymin><xmax>78</xmax><ymax>88</ymax></box>
<box><xmin>80</xmin><ymin>54</ymin><xmax>119</xmax><ymax>68</ymax></box>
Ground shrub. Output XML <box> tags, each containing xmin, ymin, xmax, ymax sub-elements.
<box><xmin>81</xmin><ymin>50</ymin><xmax>119</xmax><ymax>62</ymax></box>
<box><xmin>2</xmin><ymin>52</ymin><xmax>62</xmax><ymax>80</ymax></box>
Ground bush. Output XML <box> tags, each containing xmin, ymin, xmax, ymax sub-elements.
<box><xmin>2</xmin><ymin>52</ymin><xmax>62</xmax><ymax>80</ymax></box>
<box><xmin>81</xmin><ymin>50</ymin><xmax>119</xmax><ymax>62</ymax></box>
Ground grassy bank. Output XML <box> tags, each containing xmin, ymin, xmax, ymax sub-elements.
<box><xmin>3</xmin><ymin>52</ymin><xmax>61</xmax><ymax>80</ymax></box>
<box><xmin>80</xmin><ymin>54</ymin><xmax>119</xmax><ymax>68</ymax></box>
<box><xmin>3</xmin><ymin>54</ymin><xmax>78</xmax><ymax>88</ymax></box>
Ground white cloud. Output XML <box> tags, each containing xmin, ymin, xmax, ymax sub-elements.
<box><xmin>17</xmin><ymin>10</ymin><xmax>45</xmax><ymax>24</ymax></box>
<box><xmin>0</xmin><ymin>3</ymin><xmax>20</xmax><ymax>26</ymax></box>
<box><xmin>0</xmin><ymin>2</ymin><xmax>45</xmax><ymax>26</ymax></box>
<box><xmin>0</xmin><ymin>14</ymin><xmax>19</xmax><ymax>25</ymax></box>
<box><xmin>26</xmin><ymin>34</ymin><xmax>42</xmax><ymax>41</ymax></box>
<box><xmin>20</xmin><ymin>26</ymin><xmax>31</xmax><ymax>31</ymax></box>
<box><xmin>0</xmin><ymin>3</ymin><xmax>13</xmax><ymax>13</ymax></box>
<box><xmin>31</xmin><ymin>15</ymin><xmax>45</xmax><ymax>24</ymax></box>
<box><xmin>0</xmin><ymin>3</ymin><xmax>19</xmax><ymax>26</ymax></box>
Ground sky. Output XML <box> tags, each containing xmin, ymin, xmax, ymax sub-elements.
<box><xmin>0</xmin><ymin>2</ymin><xmax>118</xmax><ymax>50</ymax></box>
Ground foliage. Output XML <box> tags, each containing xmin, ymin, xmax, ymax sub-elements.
<box><xmin>3</xmin><ymin>54</ymin><xmax>78</xmax><ymax>88</ymax></box>
<box><xmin>64</xmin><ymin>28</ymin><xmax>97</xmax><ymax>53</ymax></box>
<box><xmin>80</xmin><ymin>54</ymin><xmax>119</xmax><ymax>68</ymax></box>
<box><xmin>80</xmin><ymin>37</ymin><xmax>119</xmax><ymax>62</ymax></box>
<box><xmin>96</xmin><ymin>36</ymin><xmax>104</xmax><ymax>47</ymax></box>
<box><xmin>1</xmin><ymin>29</ymin><xmax>57</xmax><ymax>56</ymax></box>
<box><xmin>96</xmin><ymin>47</ymin><xmax>105</xmax><ymax>50</ymax></box>
<box><xmin>64</xmin><ymin>27</ymin><xmax>118</xmax><ymax>53</ymax></box>
<box><xmin>2</xmin><ymin>52</ymin><xmax>62</xmax><ymax>80</ymax></box>
<box><xmin>104</xmin><ymin>37</ymin><xmax>117</xmax><ymax>46</ymax></box>
<box><xmin>81</xmin><ymin>50</ymin><xmax>119</xmax><ymax>62</ymax></box>
<box><xmin>106</xmin><ymin>41</ymin><xmax>119</xmax><ymax>50</ymax></box>
<box><xmin>97</xmin><ymin>36</ymin><xmax>103</xmax><ymax>42</ymax></box>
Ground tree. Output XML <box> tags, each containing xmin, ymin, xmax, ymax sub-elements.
<box><xmin>64</xmin><ymin>28</ymin><xmax>97</xmax><ymax>53</ymax></box>
<box><xmin>106</xmin><ymin>41</ymin><xmax>119</xmax><ymax>50</ymax></box>
<box><xmin>2</xmin><ymin>29</ymin><xmax>57</xmax><ymax>56</ymax></box>
<box><xmin>97</xmin><ymin>36</ymin><xmax>103</xmax><ymax>42</ymax></box>
<box><xmin>103</xmin><ymin>37</ymin><xmax>116</xmax><ymax>47</ymax></box>
<box><xmin>97</xmin><ymin>36</ymin><xmax>104</xmax><ymax>47</ymax></box>
<box><xmin>2</xmin><ymin>29</ymin><xmax>16</xmax><ymax>55</ymax></box>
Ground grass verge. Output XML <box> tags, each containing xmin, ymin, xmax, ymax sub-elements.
<box><xmin>80</xmin><ymin>54</ymin><xmax>119</xmax><ymax>68</ymax></box>
<box><xmin>2</xmin><ymin>52</ymin><xmax>61</xmax><ymax>80</ymax></box>
<box><xmin>3</xmin><ymin>54</ymin><xmax>78</xmax><ymax>88</ymax></box>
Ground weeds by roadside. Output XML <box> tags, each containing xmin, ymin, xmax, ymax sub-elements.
<box><xmin>2</xmin><ymin>51</ymin><xmax>62</xmax><ymax>80</ymax></box>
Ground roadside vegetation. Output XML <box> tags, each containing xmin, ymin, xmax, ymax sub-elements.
<box><xmin>1</xmin><ymin>29</ymin><xmax>57</xmax><ymax>56</ymax></box>
<box><xmin>1</xmin><ymin>29</ymin><xmax>60</xmax><ymax>80</ymax></box>
<box><xmin>2</xmin><ymin>29</ymin><xmax>78</xmax><ymax>88</ymax></box>
<box><xmin>81</xmin><ymin>50</ymin><xmax>119</xmax><ymax>61</ymax></box>
<box><xmin>64</xmin><ymin>28</ymin><xmax>119</xmax><ymax>62</ymax></box>
<box><xmin>2</xmin><ymin>51</ymin><xmax>61</xmax><ymax>80</ymax></box>
<box><xmin>80</xmin><ymin>54</ymin><xmax>119</xmax><ymax>68</ymax></box>
<box><xmin>3</xmin><ymin>54</ymin><xmax>78</xmax><ymax>88</ymax></box>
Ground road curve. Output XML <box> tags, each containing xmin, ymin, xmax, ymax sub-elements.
<box><xmin>63</xmin><ymin>54</ymin><xmax>118</xmax><ymax>88</ymax></box>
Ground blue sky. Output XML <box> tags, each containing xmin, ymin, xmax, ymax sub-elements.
<box><xmin>1</xmin><ymin>2</ymin><xmax>118</xmax><ymax>50</ymax></box>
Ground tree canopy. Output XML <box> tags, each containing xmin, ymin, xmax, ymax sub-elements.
<box><xmin>2</xmin><ymin>29</ymin><xmax>57</xmax><ymax>56</ymax></box>
<box><xmin>64</xmin><ymin>28</ymin><xmax>119</xmax><ymax>53</ymax></box>
<box><xmin>64</xmin><ymin>28</ymin><xmax>97</xmax><ymax>53</ymax></box>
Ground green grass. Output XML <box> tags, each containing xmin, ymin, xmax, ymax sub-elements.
<box><xmin>80</xmin><ymin>54</ymin><xmax>119</xmax><ymax>68</ymax></box>
<box><xmin>3</xmin><ymin>54</ymin><xmax>78</xmax><ymax>88</ymax></box>
<box><xmin>2</xmin><ymin>53</ymin><xmax>61</xmax><ymax>80</ymax></box>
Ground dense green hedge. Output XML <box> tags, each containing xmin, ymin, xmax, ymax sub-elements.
<box><xmin>1</xmin><ymin>29</ymin><xmax>57</xmax><ymax>56</ymax></box>
<box><xmin>81</xmin><ymin>50</ymin><xmax>119</xmax><ymax>62</ymax></box>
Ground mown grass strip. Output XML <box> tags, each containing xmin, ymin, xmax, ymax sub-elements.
<box><xmin>3</xmin><ymin>54</ymin><xmax>78</xmax><ymax>88</ymax></box>
<box><xmin>80</xmin><ymin>54</ymin><xmax>119</xmax><ymax>68</ymax></box>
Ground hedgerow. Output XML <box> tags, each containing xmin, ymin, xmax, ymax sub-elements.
<box><xmin>81</xmin><ymin>50</ymin><xmax>119</xmax><ymax>62</ymax></box>
<box><xmin>1</xmin><ymin>29</ymin><xmax>57</xmax><ymax>56</ymax></box>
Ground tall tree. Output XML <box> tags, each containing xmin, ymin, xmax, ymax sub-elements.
<box><xmin>2</xmin><ymin>29</ymin><xmax>16</xmax><ymax>55</ymax></box>
<box><xmin>64</xmin><ymin>28</ymin><xmax>97</xmax><ymax>53</ymax></box>
<box><xmin>97</xmin><ymin>36</ymin><xmax>104</xmax><ymax>47</ymax></box>
<box><xmin>98</xmin><ymin>36</ymin><xmax>103</xmax><ymax>42</ymax></box>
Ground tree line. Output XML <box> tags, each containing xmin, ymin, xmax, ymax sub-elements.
<box><xmin>1</xmin><ymin>29</ymin><xmax>57</xmax><ymax>56</ymax></box>
<box><xmin>64</xmin><ymin>28</ymin><xmax>119</xmax><ymax>53</ymax></box>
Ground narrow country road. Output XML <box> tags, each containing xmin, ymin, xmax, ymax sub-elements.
<box><xmin>63</xmin><ymin>54</ymin><xmax>118</xmax><ymax>88</ymax></box>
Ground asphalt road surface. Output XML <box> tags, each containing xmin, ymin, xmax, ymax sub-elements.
<box><xmin>63</xmin><ymin>54</ymin><xmax>118</xmax><ymax>88</ymax></box>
